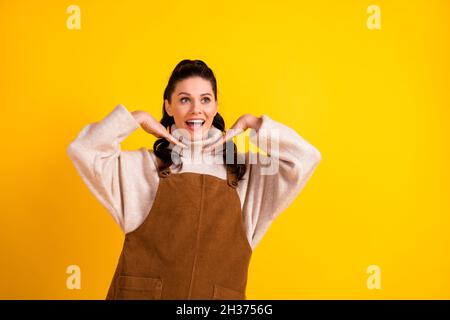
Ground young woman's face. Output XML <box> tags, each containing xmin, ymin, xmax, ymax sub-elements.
<box><xmin>165</xmin><ymin>76</ymin><xmax>218</xmax><ymax>141</ymax></box>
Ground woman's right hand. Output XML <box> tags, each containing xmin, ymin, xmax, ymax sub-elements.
<box><xmin>131</xmin><ymin>110</ymin><xmax>187</xmax><ymax>149</ymax></box>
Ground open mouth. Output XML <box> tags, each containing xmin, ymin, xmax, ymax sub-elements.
<box><xmin>185</xmin><ymin>119</ymin><xmax>205</xmax><ymax>131</ymax></box>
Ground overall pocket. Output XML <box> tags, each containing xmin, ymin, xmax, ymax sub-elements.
<box><xmin>115</xmin><ymin>275</ymin><xmax>163</xmax><ymax>300</ymax></box>
<box><xmin>212</xmin><ymin>284</ymin><xmax>246</xmax><ymax>300</ymax></box>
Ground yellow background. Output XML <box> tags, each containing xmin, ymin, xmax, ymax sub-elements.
<box><xmin>0</xmin><ymin>0</ymin><xmax>449</xmax><ymax>299</ymax></box>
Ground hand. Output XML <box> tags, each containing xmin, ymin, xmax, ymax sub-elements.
<box><xmin>131</xmin><ymin>110</ymin><xmax>188</xmax><ymax>149</ymax></box>
<box><xmin>202</xmin><ymin>114</ymin><xmax>262</xmax><ymax>153</ymax></box>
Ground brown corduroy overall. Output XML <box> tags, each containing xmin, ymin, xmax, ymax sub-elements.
<box><xmin>105</xmin><ymin>164</ymin><xmax>253</xmax><ymax>300</ymax></box>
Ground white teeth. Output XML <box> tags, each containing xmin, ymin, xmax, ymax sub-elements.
<box><xmin>186</xmin><ymin>120</ymin><xmax>204</xmax><ymax>124</ymax></box>
<box><xmin>186</xmin><ymin>119</ymin><xmax>205</xmax><ymax>128</ymax></box>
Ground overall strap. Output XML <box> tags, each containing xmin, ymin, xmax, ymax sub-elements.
<box><xmin>158</xmin><ymin>166</ymin><xmax>171</xmax><ymax>178</ymax></box>
<box><xmin>226</xmin><ymin>166</ymin><xmax>239</xmax><ymax>188</ymax></box>
<box><xmin>156</xmin><ymin>157</ymin><xmax>172</xmax><ymax>178</ymax></box>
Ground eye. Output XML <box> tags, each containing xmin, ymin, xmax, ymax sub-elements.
<box><xmin>180</xmin><ymin>97</ymin><xmax>189</xmax><ymax>103</ymax></box>
<box><xmin>202</xmin><ymin>97</ymin><xmax>211</xmax><ymax>103</ymax></box>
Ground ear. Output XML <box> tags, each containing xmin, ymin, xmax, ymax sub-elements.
<box><xmin>164</xmin><ymin>99</ymin><xmax>172</xmax><ymax>116</ymax></box>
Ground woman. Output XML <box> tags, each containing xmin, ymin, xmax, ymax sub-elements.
<box><xmin>67</xmin><ymin>59</ymin><xmax>322</xmax><ymax>300</ymax></box>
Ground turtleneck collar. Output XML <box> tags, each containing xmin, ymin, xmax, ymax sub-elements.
<box><xmin>168</xmin><ymin>123</ymin><xmax>224</xmax><ymax>158</ymax></box>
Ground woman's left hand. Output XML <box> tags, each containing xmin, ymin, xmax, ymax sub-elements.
<box><xmin>203</xmin><ymin>114</ymin><xmax>262</xmax><ymax>153</ymax></box>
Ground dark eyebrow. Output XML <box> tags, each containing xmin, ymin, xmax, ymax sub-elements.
<box><xmin>177</xmin><ymin>92</ymin><xmax>212</xmax><ymax>97</ymax></box>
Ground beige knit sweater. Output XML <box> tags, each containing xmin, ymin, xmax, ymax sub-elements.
<box><xmin>67</xmin><ymin>104</ymin><xmax>322</xmax><ymax>251</ymax></box>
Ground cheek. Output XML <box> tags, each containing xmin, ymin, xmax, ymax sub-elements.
<box><xmin>173</xmin><ymin>108</ymin><xmax>188</xmax><ymax>119</ymax></box>
<box><xmin>172</xmin><ymin>111</ymin><xmax>186</xmax><ymax>126</ymax></box>
<box><xmin>207</xmin><ymin>106</ymin><xmax>218</xmax><ymax>119</ymax></box>
<box><xmin>207</xmin><ymin>115</ymin><xmax>216</xmax><ymax>125</ymax></box>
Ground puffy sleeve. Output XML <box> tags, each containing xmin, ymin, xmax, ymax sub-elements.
<box><xmin>238</xmin><ymin>114</ymin><xmax>322</xmax><ymax>250</ymax></box>
<box><xmin>67</xmin><ymin>104</ymin><xmax>161</xmax><ymax>233</ymax></box>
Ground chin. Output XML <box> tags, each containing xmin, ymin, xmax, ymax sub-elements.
<box><xmin>185</xmin><ymin>125</ymin><xmax>211</xmax><ymax>141</ymax></box>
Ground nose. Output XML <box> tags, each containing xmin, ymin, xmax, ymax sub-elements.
<box><xmin>190</xmin><ymin>99</ymin><xmax>203</xmax><ymax>114</ymax></box>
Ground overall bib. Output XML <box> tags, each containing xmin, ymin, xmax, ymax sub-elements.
<box><xmin>106</xmin><ymin>164</ymin><xmax>253</xmax><ymax>300</ymax></box>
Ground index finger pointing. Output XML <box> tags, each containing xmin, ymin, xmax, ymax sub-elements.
<box><xmin>164</xmin><ymin>132</ymin><xmax>188</xmax><ymax>149</ymax></box>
